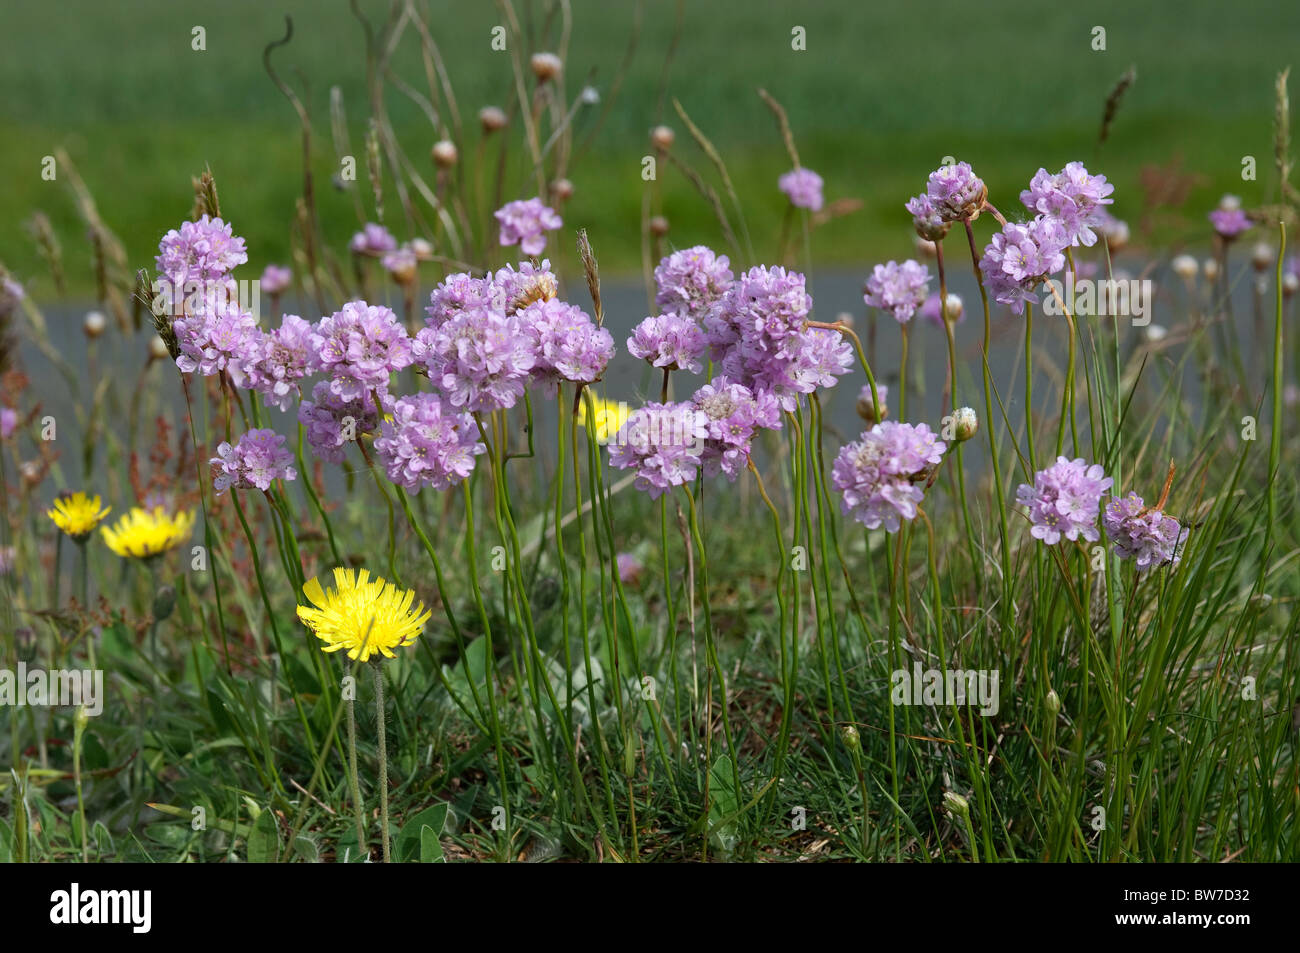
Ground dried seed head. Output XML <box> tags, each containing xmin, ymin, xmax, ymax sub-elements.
<box><xmin>431</xmin><ymin>140</ymin><xmax>459</xmax><ymax>168</ymax></box>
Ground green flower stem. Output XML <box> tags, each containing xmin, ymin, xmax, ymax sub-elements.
<box><xmin>371</xmin><ymin>661</ymin><xmax>391</xmax><ymax>863</ymax></box>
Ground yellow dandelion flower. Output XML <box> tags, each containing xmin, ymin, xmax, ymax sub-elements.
<box><xmin>101</xmin><ymin>506</ymin><xmax>195</xmax><ymax>559</ymax></box>
<box><xmin>582</xmin><ymin>396</ymin><xmax>630</xmax><ymax>445</ymax></box>
<box><xmin>297</xmin><ymin>568</ymin><xmax>431</xmax><ymax>663</ymax></box>
<box><xmin>47</xmin><ymin>492</ymin><xmax>111</xmax><ymax>541</ymax></box>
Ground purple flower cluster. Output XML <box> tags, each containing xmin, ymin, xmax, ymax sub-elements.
<box><xmin>691</xmin><ymin>377</ymin><xmax>781</xmax><ymax>480</ymax></box>
<box><xmin>156</xmin><ymin>215</ymin><xmax>248</xmax><ymax>287</ymax></box>
<box><xmin>606</xmin><ymin>401</ymin><xmax>708</xmax><ymax>499</ymax></box>
<box><xmin>979</xmin><ymin>217</ymin><xmax>1069</xmax><ymax>314</ymax></box>
<box><xmin>709</xmin><ymin>266</ymin><xmax>852</xmax><ymax>410</ymax></box>
<box><xmin>1015</xmin><ymin>456</ymin><xmax>1112</xmax><ymax>544</ymax></box>
<box><xmin>490</xmin><ymin>260</ymin><xmax>558</xmax><ymax>313</ymax></box>
<box><xmin>247</xmin><ymin>314</ymin><xmax>314</xmax><ymax>411</ymax></box>
<box><xmin>414</xmin><ymin>307</ymin><xmax>535</xmax><ymax>412</ymax></box>
<box><xmin>310</xmin><ymin>301</ymin><xmax>412</xmax><ymax>401</ymax></box>
<box><xmin>211</xmin><ymin>428</ymin><xmax>297</xmax><ymax>494</ymax></box>
<box><xmin>905</xmin><ymin>194</ymin><xmax>949</xmax><ymax>241</ymax></box>
<box><xmin>373</xmin><ymin>392</ymin><xmax>485</xmax><ymax>491</ymax></box>
<box><xmin>1103</xmin><ymin>492</ymin><xmax>1185</xmax><ymax>570</ymax></box>
<box><xmin>1209</xmin><ymin>207</ymin><xmax>1252</xmax><ymax>239</ymax></box>
<box><xmin>832</xmin><ymin>421</ymin><xmax>946</xmax><ymax>532</ymax></box>
<box><xmin>654</xmin><ymin>246</ymin><xmax>734</xmax><ymax>322</ymax></box>
<box><xmin>426</xmin><ymin>272</ymin><xmax>494</xmax><ymax>327</ymax></box>
<box><xmin>864</xmin><ymin>260</ymin><xmax>931</xmax><ymax>324</ymax></box>
<box><xmin>172</xmin><ymin>295</ymin><xmax>261</xmax><ymax>379</ymax></box>
<box><xmin>495</xmin><ymin>197</ymin><xmax>562</xmax><ymax>256</ymax></box>
<box><xmin>260</xmin><ymin>264</ymin><xmax>292</xmax><ymax>295</ymax></box>
<box><xmin>298</xmin><ymin>382</ymin><xmax>381</xmax><ymax>464</ymax></box>
<box><xmin>627</xmin><ymin>313</ymin><xmax>708</xmax><ymax>374</ymax></box>
<box><xmin>926</xmin><ymin>162</ymin><xmax>987</xmax><ymax>222</ymax></box>
<box><xmin>1020</xmin><ymin>162</ymin><xmax>1115</xmax><ymax>247</ymax></box>
<box><xmin>779</xmin><ymin>168</ymin><xmax>825</xmax><ymax>212</ymax></box>
<box><xmin>350</xmin><ymin>223</ymin><xmax>398</xmax><ymax>256</ymax></box>
<box><xmin>520</xmin><ymin>299</ymin><xmax>614</xmax><ymax>396</ymax></box>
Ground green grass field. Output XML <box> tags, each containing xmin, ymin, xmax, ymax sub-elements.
<box><xmin>2</xmin><ymin>0</ymin><xmax>1297</xmax><ymax>291</ymax></box>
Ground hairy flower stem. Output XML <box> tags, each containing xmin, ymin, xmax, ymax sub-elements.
<box><xmin>964</xmin><ymin>219</ymin><xmax>1013</xmax><ymax>613</ymax></box>
<box><xmin>344</xmin><ymin>659</ymin><xmax>365</xmax><ymax>857</ymax></box>
<box><xmin>371</xmin><ymin>662</ymin><xmax>390</xmax><ymax>863</ymax></box>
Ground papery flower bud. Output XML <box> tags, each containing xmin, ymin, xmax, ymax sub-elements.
<box><xmin>479</xmin><ymin>106</ymin><xmax>508</xmax><ymax>132</ymax></box>
<box><xmin>530</xmin><ymin>52</ymin><xmax>562</xmax><ymax>82</ymax></box>
<box><xmin>153</xmin><ymin>584</ymin><xmax>177</xmax><ymax>622</ymax></box>
<box><xmin>1202</xmin><ymin>258</ymin><xmax>1219</xmax><ymax>282</ymax></box>
<box><xmin>943</xmin><ymin>791</ymin><xmax>970</xmax><ymax>818</ymax></box>
<box><xmin>149</xmin><ymin>335</ymin><xmax>171</xmax><ymax>360</ymax></box>
<box><xmin>840</xmin><ymin>724</ymin><xmax>861</xmax><ymax>752</ymax></box>
<box><xmin>431</xmin><ymin>140</ymin><xmax>458</xmax><ymax>168</ymax></box>
<box><xmin>951</xmin><ymin>406</ymin><xmax>978</xmax><ymax>442</ymax></box>
<box><xmin>1045</xmin><ymin>689</ymin><xmax>1061</xmax><ymax>716</ymax></box>
<box><xmin>855</xmin><ymin>383</ymin><xmax>888</xmax><ymax>423</ymax></box>
<box><xmin>651</xmin><ymin>125</ymin><xmax>675</xmax><ymax>151</ymax></box>
<box><xmin>551</xmin><ymin>178</ymin><xmax>575</xmax><ymax>202</ymax></box>
<box><xmin>1170</xmin><ymin>254</ymin><xmax>1198</xmax><ymax>280</ymax></box>
<box><xmin>1251</xmin><ymin>241</ymin><xmax>1273</xmax><ymax>271</ymax></box>
<box><xmin>649</xmin><ymin>215</ymin><xmax>670</xmax><ymax>237</ymax></box>
<box><xmin>83</xmin><ymin>311</ymin><xmax>107</xmax><ymax>338</ymax></box>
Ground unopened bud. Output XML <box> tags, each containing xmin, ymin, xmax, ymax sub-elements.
<box><xmin>1251</xmin><ymin>242</ymin><xmax>1274</xmax><ymax>271</ymax></box>
<box><xmin>648</xmin><ymin>215</ymin><xmax>669</xmax><ymax>237</ymax></box>
<box><xmin>1202</xmin><ymin>258</ymin><xmax>1219</xmax><ymax>282</ymax></box>
<box><xmin>1285</xmin><ymin>272</ymin><xmax>1299</xmax><ymax>297</ymax></box>
<box><xmin>650</xmin><ymin>125</ymin><xmax>675</xmax><ymax>151</ymax></box>
<box><xmin>1170</xmin><ymin>254</ymin><xmax>1198</xmax><ymax>280</ymax></box>
<box><xmin>942</xmin><ymin>791</ymin><xmax>969</xmax><ymax>818</ymax></box>
<box><xmin>550</xmin><ymin>178</ymin><xmax>574</xmax><ymax>202</ymax></box>
<box><xmin>840</xmin><ymin>724</ymin><xmax>861</xmax><ymax>753</ymax></box>
<box><xmin>153</xmin><ymin>584</ymin><xmax>177</xmax><ymax>622</ymax></box>
<box><xmin>410</xmin><ymin>237</ymin><xmax>434</xmax><ymax>261</ymax></box>
<box><xmin>1218</xmin><ymin>194</ymin><xmax>1242</xmax><ymax>211</ymax></box>
<box><xmin>530</xmin><ymin>52</ymin><xmax>562</xmax><ymax>82</ymax></box>
<box><xmin>1102</xmin><ymin>219</ymin><xmax>1130</xmax><ymax>251</ymax></box>
<box><xmin>952</xmin><ymin>406</ymin><xmax>978</xmax><ymax>442</ymax></box>
<box><xmin>942</xmin><ymin>293</ymin><xmax>963</xmax><ymax>323</ymax></box>
<box><xmin>431</xmin><ymin>140</ymin><xmax>458</xmax><ymax>168</ymax></box>
<box><xmin>914</xmin><ymin>236</ymin><xmax>938</xmax><ymax>258</ymax></box>
<box><xmin>149</xmin><ymin>335</ymin><xmax>171</xmax><ymax>360</ymax></box>
<box><xmin>1045</xmin><ymin>689</ymin><xmax>1061</xmax><ymax>717</ymax></box>
<box><xmin>83</xmin><ymin>311</ymin><xmax>107</xmax><ymax>338</ymax></box>
<box><xmin>856</xmin><ymin>383</ymin><xmax>888</xmax><ymax>424</ymax></box>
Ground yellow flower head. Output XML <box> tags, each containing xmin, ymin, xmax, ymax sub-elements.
<box><xmin>582</xmin><ymin>396</ymin><xmax>630</xmax><ymax>446</ymax></box>
<box><xmin>47</xmin><ymin>492</ymin><xmax>111</xmax><ymax>541</ymax></box>
<box><xmin>297</xmin><ymin>568</ymin><xmax>431</xmax><ymax>663</ymax></box>
<box><xmin>101</xmin><ymin>506</ymin><xmax>195</xmax><ymax>559</ymax></box>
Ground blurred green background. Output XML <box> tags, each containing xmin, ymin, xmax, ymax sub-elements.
<box><xmin>1</xmin><ymin>0</ymin><xmax>1296</xmax><ymax>294</ymax></box>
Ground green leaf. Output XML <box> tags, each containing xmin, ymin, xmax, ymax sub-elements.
<box><xmin>292</xmin><ymin>834</ymin><xmax>320</xmax><ymax>863</ymax></box>
<box><xmin>419</xmin><ymin>825</ymin><xmax>445</xmax><ymax>863</ymax></box>
<box><xmin>396</xmin><ymin>803</ymin><xmax>449</xmax><ymax>862</ymax></box>
<box><xmin>707</xmin><ymin>755</ymin><xmax>741</xmax><ymax>856</ymax></box>
<box><xmin>246</xmin><ymin>807</ymin><xmax>280</xmax><ymax>863</ymax></box>
<box><xmin>92</xmin><ymin>821</ymin><xmax>114</xmax><ymax>860</ymax></box>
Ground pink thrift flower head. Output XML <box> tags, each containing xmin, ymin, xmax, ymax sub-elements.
<box><xmin>926</xmin><ymin>161</ymin><xmax>987</xmax><ymax>222</ymax></box>
<box><xmin>905</xmin><ymin>194</ymin><xmax>950</xmax><ymax>242</ymax></box>
<box><xmin>692</xmin><ymin>376</ymin><xmax>781</xmax><ymax>481</ymax></box>
<box><xmin>864</xmin><ymin>260</ymin><xmax>931</xmax><ymax>324</ymax></box>
<box><xmin>832</xmin><ymin>421</ymin><xmax>946</xmax><ymax>532</ymax></box>
<box><xmin>979</xmin><ymin>216</ymin><xmax>1069</xmax><ymax>314</ymax></box>
<box><xmin>519</xmin><ymin>299</ymin><xmax>614</xmax><ymax>397</ymax></box>
<box><xmin>1103</xmin><ymin>492</ymin><xmax>1186</xmax><ymax>570</ymax></box>
<box><xmin>373</xmin><ymin>392</ymin><xmax>486</xmax><ymax>492</ymax></box>
<box><xmin>259</xmin><ymin>264</ymin><xmax>292</xmax><ymax>296</ymax></box>
<box><xmin>156</xmin><ymin>215</ymin><xmax>248</xmax><ymax>288</ymax></box>
<box><xmin>628</xmin><ymin>313</ymin><xmax>708</xmax><ymax>374</ymax></box>
<box><xmin>606</xmin><ymin>401</ymin><xmax>708</xmax><ymax>499</ymax></box>
<box><xmin>172</xmin><ymin>293</ymin><xmax>261</xmax><ymax>380</ymax></box>
<box><xmin>654</xmin><ymin>246</ymin><xmax>734</xmax><ymax>322</ymax></box>
<box><xmin>298</xmin><ymin>381</ymin><xmax>381</xmax><ymax>464</ymax></box>
<box><xmin>1016</xmin><ymin>456</ymin><xmax>1113</xmax><ymax>545</ymax></box>
<box><xmin>0</xmin><ymin>406</ymin><xmax>17</xmax><ymax>439</ymax></box>
<box><xmin>382</xmin><ymin>245</ymin><xmax>419</xmax><ymax>284</ymax></box>
<box><xmin>211</xmin><ymin>428</ymin><xmax>297</xmax><ymax>494</ymax></box>
<box><xmin>311</xmin><ymin>300</ymin><xmax>412</xmax><ymax>401</ymax></box>
<box><xmin>1019</xmin><ymin>162</ymin><xmax>1115</xmax><ymax>247</ymax></box>
<box><xmin>919</xmin><ymin>292</ymin><xmax>965</xmax><ymax>327</ymax></box>
<box><xmin>490</xmin><ymin>259</ymin><xmax>559</xmax><ymax>313</ymax></box>
<box><xmin>247</xmin><ymin>314</ymin><xmax>314</xmax><ymax>412</ymax></box>
<box><xmin>1209</xmin><ymin>207</ymin><xmax>1252</xmax><ymax>240</ymax></box>
<box><xmin>0</xmin><ymin>277</ymin><xmax>24</xmax><ymax>318</ymax></box>
<box><xmin>416</xmin><ymin>306</ymin><xmax>535</xmax><ymax>412</ymax></box>
<box><xmin>855</xmin><ymin>382</ymin><xmax>888</xmax><ymax>423</ymax></box>
<box><xmin>495</xmin><ymin>197</ymin><xmax>562</xmax><ymax>256</ymax></box>
<box><xmin>779</xmin><ymin>167</ymin><xmax>825</xmax><ymax>212</ymax></box>
<box><xmin>616</xmin><ymin>552</ymin><xmax>643</xmax><ymax>584</ymax></box>
<box><xmin>426</xmin><ymin>272</ymin><xmax>495</xmax><ymax>328</ymax></box>
<box><xmin>350</xmin><ymin>223</ymin><xmax>398</xmax><ymax>256</ymax></box>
